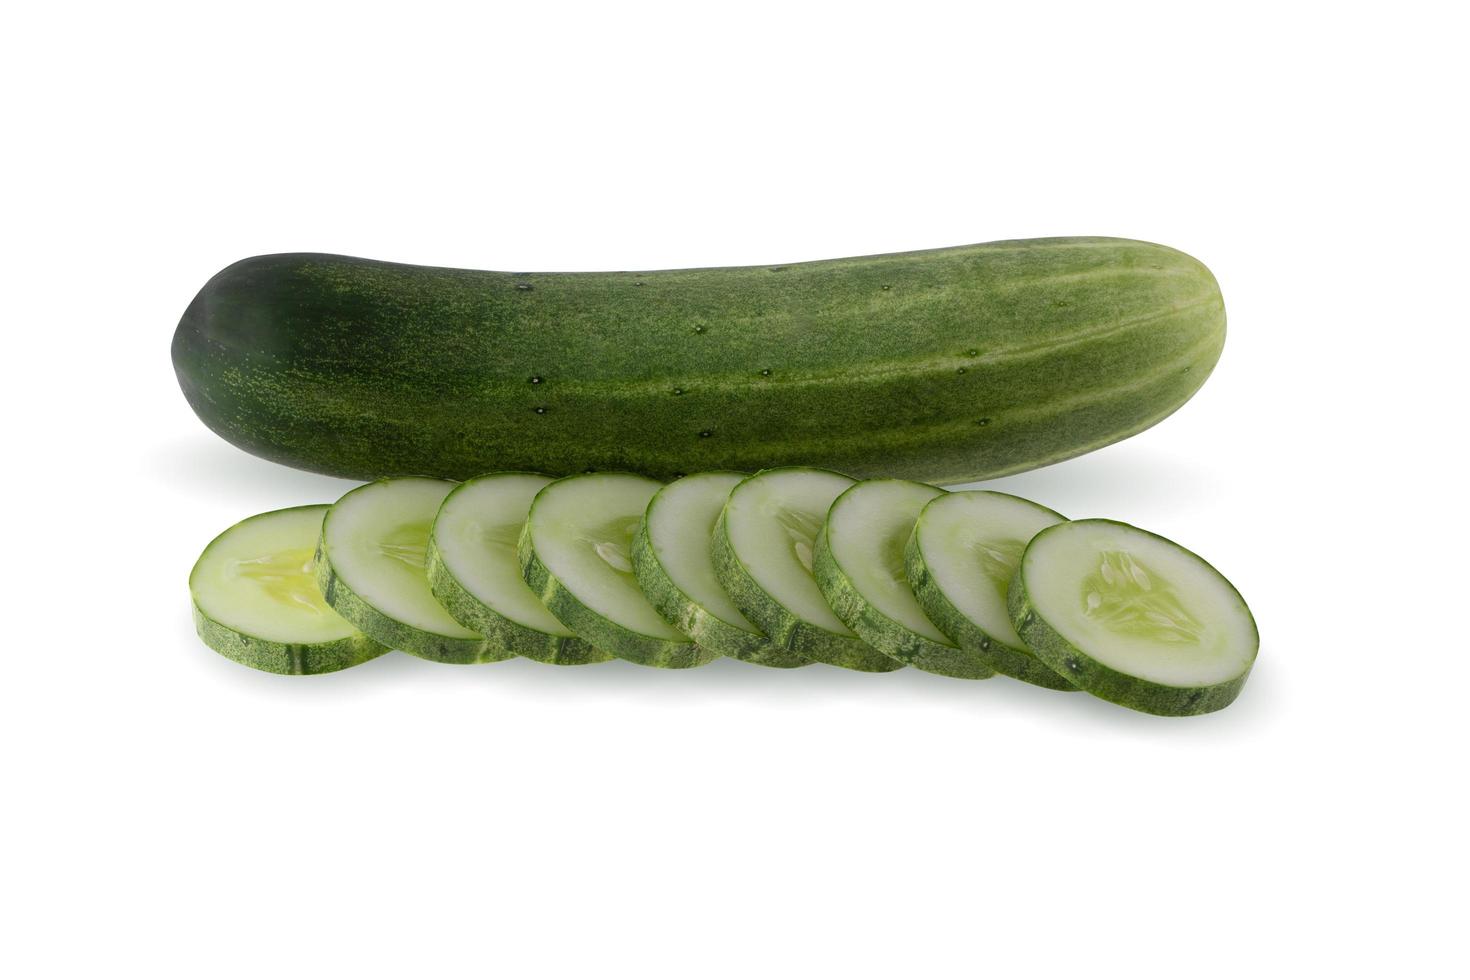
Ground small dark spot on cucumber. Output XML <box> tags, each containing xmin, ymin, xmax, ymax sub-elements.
<box><xmin>699</xmin><ymin>430</ymin><xmax>713</xmax><ymax>438</ymax></box>
<box><xmin>1053</xmin><ymin>299</ymin><xmax>1070</xmax><ymax>308</ymax></box>
<box><xmin>1065</xmin><ymin>657</ymin><xmax>1081</xmax><ymax>673</ymax></box>
<box><xmin>634</xmin><ymin>281</ymin><xmax>645</xmax><ymax>287</ymax></box>
<box><xmin>583</xmin><ymin>467</ymin><xmax>597</xmax><ymax>474</ymax></box>
<box><xmin>529</xmin><ymin>376</ymin><xmax>543</xmax><ymax>385</ymax></box>
<box><xmin>760</xmin><ymin>368</ymin><xmax>772</xmax><ymax>376</ymax></box>
<box><xmin>672</xmin><ymin>387</ymin><xmax>686</xmax><ymax>396</ymax></box>
<box><xmin>769</xmin><ymin>266</ymin><xmax>788</xmax><ymax>273</ymax></box>
<box><xmin>515</xmin><ymin>283</ymin><xmax>534</xmax><ymax>292</ymax></box>
<box><xmin>533</xmin><ymin>406</ymin><xmax>547</xmax><ymax>414</ymax></box>
<box><xmin>967</xmin><ymin>348</ymin><xmax>979</xmax><ymax>357</ymax></box>
<box><xmin>979</xmin><ymin>637</ymin><xmax>991</xmax><ymax>652</ymax></box>
<box><xmin>1182</xmin><ymin>366</ymin><xmax>1192</xmax><ymax>373</ymax></box>
<box><xmin>956</xmin><ymin>368</ymin><xmax>967</xmax><ymax>375</ymax></box>
<box><xmin>673</xmin><ymin>472</ymin><xmax>686</xmax><ymax>480</ymax></box>
<box><xmin>693</xmin><ymin>325</ymin><xmax>706</xmax><ymax>334</ymax></box>
<box><xmin>976</xmin><ymin>418</ymin><xmax>991</xmax><ymax>426</ymax></box>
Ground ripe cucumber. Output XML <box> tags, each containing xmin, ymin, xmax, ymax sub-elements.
<box><xmin>518</xmin><ymin>473</ymin><xmax>713</xmax><ymax>668</ymax></box>
<box><xmin>906</xmin><ymin>491</ymin><xmax>1076</xmax><ymax>690</ymax></box>
<box><xmin>427</xmin><ymin>473</ymin><xmax>611</xmax><ymax>665</ymax></box>
<box><xmin>1007</xmin><ymin>519</ymin><xmax>1258</xmax><ymax>715</ymax></box>
<box><xmin>317</xmin><ymin>478</ymin><xmax>504</xmax><ymax>663</ymax></box>
<box><xmin>632</xmin><ymin>472</ymin><xmax>808</xmax><ymax>668</ymax></box>
<box><xmin>712</xmin><ymin>468</ymin><xmax>899</xmax><ymax>672</ymax></box>
<box><xmin>173</xmin><ymin>238</ymin><xmax>1225</xmax><ymax>484</ymax></box>
<box><xmin>190</xmin><ymin>506</ymin><xmax>387</xmax><ymax>674</ymax></box>
<box><xmin>814</xmin><ymin>479</ymin><xmax>993</xmax><ymax>678</ymax></box>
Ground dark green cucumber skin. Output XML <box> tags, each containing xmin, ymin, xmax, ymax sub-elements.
<box><xmin>425</xmin><ymin>539</ymin><xmax>612</xmax><ymax>666</ymax></box>
<box><xmin>904</xmin><ymin>532</ymin><xmax>1077</xmax><ymax>691</ymax></box>
<box><xmin>1005</xmin><ymin>522</ymin><xmax>1257</xmax><ymax>716</ymax></box>
<box><xmin>172</xmin><ymin>238</ymin><xmax>1225</xmax><ymax>483</ymax></box>
<box><xmin>192</xmin><ymin>604</ymin><xmax>387</xmax><ymax>675</ymax></box>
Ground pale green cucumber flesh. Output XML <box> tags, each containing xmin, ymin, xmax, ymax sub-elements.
<box><xmin>318</xmin><ymin>478</ymin><xmax>506</xmax><ymax>664</ymax></box>
<box><xmin>519</xmin><ymin>473</ymin><xmax>712</xmax><ymax>668</ymax></box>
<box><xmin>815</xmin><ymin>479</ymin><xmax>991</xmax><ymax>678</ymax></box>
<box><xmin>428</xmin><ymin>472</ymin><xmax>611</xmax><ymax>665</ymax></box>
<box><xmin>906</xmin><ymin>491</ymin><xmax>1075</xmax><ymax>690</ymax></box>
<box><xmin>633</xmin><ymin>472</ymin><xmax>808</xmax><ymax>668</ymax></box>
<box><xmin>190</xmin><ymin>505</ymin><xmax>386</xmax><ymax>674</ymax></box>
<box><xmin>713</xmin><ymin>467</ymin><xmax>900</xmax><ymax>672</ymax></box>
<box><xmin>1007</xmin><ymin>519</ymin><xmax>1258</xmax><ymax>715</ymax></box>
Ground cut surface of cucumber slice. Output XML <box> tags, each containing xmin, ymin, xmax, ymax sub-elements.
<box><xmin>816</xmin><ymin>479</ymin><xmax>991</xmax><ymax>678</ymax></box>
<box><xmin>906</xmin><ymin>491</ymin><xmax>1075</xmax><ymax>690</ymax></box>
<box><xmin>713</xmin><ymin>467</ymin><xmax>899</xmax><ymax>672</ymax></box>
<box><xmin>429</xmin><ymin>473</ymin><xmax>611</xmax><ymax>665</ymax></box>
<box><xmin>520</xmin><ymin>473</ymin><xmax>711</xmax><ymax>668</ymax></box>
<box><xmin>1008</xmin><ymin>519</ymin><xmax>1258</xmax><ymax>715</ymax></box>
<box><xmin>190</xmin><ymin>505</ymin><xmax>386</xmax><ymax>674</ymax></box>
<box><xmin>633</xmin><ymin>472</ymin><xmax>808</xmax><ymax>668</ymax></box>
<box><xmin>318</xmin><ymin>478</ymin><xmax>502</xmax><ymax>663</ymax></box>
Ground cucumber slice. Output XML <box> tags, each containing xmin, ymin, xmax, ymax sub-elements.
<box><xmin>190</xmin><ymin>505</ymin><xmax>387</xmax><ymax>674</ymax></box>
<box><xmin>428</xmin><ymin>473</ymin><xmax>611</xmax><ymax>665</ymax></box>
<box><xmin>519</xmin><ymin>473</ymin><xmax>712</xmax><ymax>668</ymax></box>
<box><xmin>1007</xmin><ymin>519</ymin><xmax>1259</xmax><ymax>715</ymax></box>
<box><xmin>633</xmin><ymin>472</ymin><xmax>808</xmax><ymax>669</ymax></box>
<box><xmin>712</xmin><ymin>467</ymin><xmax>900</xmax><ymax>672</ymax></box>
<box><xmin>905</xmin><ymin>491</ymin><xmax>1076</xmax><ymax>690</ymax></box>
<box><xmin>317</xmin><ymin>478</ymin><xmax>504</xmax><ymax>663</ymax></box>
<box><xmin>815</xmin><ymin>479</ymin><xmax>991</xmax><ymax>678</ymax></box>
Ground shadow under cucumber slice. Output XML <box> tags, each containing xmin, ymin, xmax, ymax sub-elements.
<box><xmin>1007</xmin><ymin>519</ymin><xmax>1258</xmax><ymax>715</ymax></box>
<box><xmin>428</xmin><ymin>472</ymin><xmax>611</xmax><ymax>665</ymax></box>
<box><xmin>317</xmin><ymin>478</ymin><xmax>506</xmax><ymax>663</ymax></box>
<box><xmin>712</xmin><ymin>467</ymin><xmax>899</xmax><ymax>672</ymax></box>
<box><xmin>906</xmin><ymin>490</ymin><xmax>1076</xmax><ymax>690</ymax></box>
<box><xmin>518</xmin><ymin>472</ymin><xmax>712</xmax><ymax>668</ymax></box>
<box><xmin>190</xmin><ymin>505</ymin><xmax>386</xmax><ymax>674</ymax></box>
<box><xmin>633</xmin><ymin>472</ymin><xmax>809</xmax><ymax>668</ymax></box>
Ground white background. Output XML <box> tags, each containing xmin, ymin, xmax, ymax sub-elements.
<box><xmin>4</xmin><ymin>2</ymin><xmax>1466</xmax><ymax>977</ymax></box>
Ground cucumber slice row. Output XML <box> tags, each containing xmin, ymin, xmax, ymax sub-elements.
<box><xmin>190</xmin><ymin>505</ymin><xmax>387</xmax><ymax>674</ymax></box>
<box><xmin>1008</xmin><ymin>519</ymin><xmax>1258</xmax><ymax>716</ymax></box>
<box><xmin>519</xmin><ymin>473</ymin><xmax>714</xmax><ymax>668</ymax></box>
<box><xmin>906</xmin><ymin>491</ymin><xmax>1077</xmax><ymax>690</ymax></box>
<box><xmin>713</xmin><ymin>467</ymin><xmax>901</xmax><ymax>672</ymax></box>
<box><xmin>815</xmin><ymin>479</ymin><xmax>992</xmax><ymax>678</ymax></box>
<box><xmin>317</xmin><ymin>478</ymin><xmax>505</xmax><ymax>663</ymax></box>
<box><xmin>632</xmin><ymin>472</ymin><xmax>809</xmax><ymax>668</ymax></box>
<box><xmin>428</xmin><ymin>473</ymin><xmax>611</xmax><ymax>665</ymax></box>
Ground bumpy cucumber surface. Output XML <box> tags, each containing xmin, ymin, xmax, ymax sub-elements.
<box><xmin>174</xmin><ymin>238</ymin><xmax>1225</xmax><ymax>484</ymax></box>
<box><xmin>815</xmin><ymin>479</ymin><xmax>992</xmax><ymax>678</ymax></box>
<box><xmin>519</xmin><ymin>473</ymin><xmax>712</xmax><ymax>668</ymax></box>
<box><xmin>633</xmin><ymin>472</ymin><xmax>807</xmax><ymax>668</ymax></box>
<box><xmin>190</xmin><ymin>505</ymin><xmax>386</xmax><ymax>674</ymax></box>
<box><xmin>906</xmin><ymin>491</ymin><xmax>1075</xmax><ymax>690</ymax></box>
<box><xmin>1007</xmin><ymin>519</ymin><xmax>1258</xmax><ymax>715</ymax></box>
<box><xmin>317</xmin><ymin>478</ymin><xmax>504</xmax><ymax>663</ymax></box>
<box><xmin>428</xmin><ymin>473</ymin><xmax>611</xmax><ymax>665</ymax></box>
<box><xmin>713</xmin><ymin>468</ymin><xmax>899</xmax><ymax>672</ymax></box>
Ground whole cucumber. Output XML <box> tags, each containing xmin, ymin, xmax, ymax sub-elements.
<box><xmin>172</xmin><ymin>237</ymin><xmax>1224</xmax><ymax>482</ymax></box>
